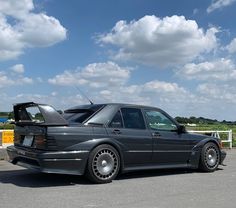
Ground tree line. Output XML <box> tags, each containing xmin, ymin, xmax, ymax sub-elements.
<box><xmin>175</xmin><ymin>116</ymin><xmax>236</xmax><ymax>125</ymax></box>
<box><xmin>1</xmin><ymin>111</ymin><xmax>236</xmax><ymax>125</ymax></box>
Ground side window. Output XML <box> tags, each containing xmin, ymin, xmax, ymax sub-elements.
<box><xmin>121</xmin><ymin>108</ymin><xmax>145</xmax><ymax>129</ymax></box>
<box><xmin>145</xmin><ymin>110</ymin><xmax>177</xmax><ymax>131</ymax></box>
<box><xmin>109</xmin><ymin>110</ymin><xmax>123</xmax><ymax>128</ymax></box>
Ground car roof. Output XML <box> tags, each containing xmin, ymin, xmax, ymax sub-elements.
<box><xmin>65</xmin><ymin>103</ymin><xmax>161</xmax><ymax>111</ymax></box>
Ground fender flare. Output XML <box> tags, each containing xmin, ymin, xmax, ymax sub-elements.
<box><xmin>66</xmin><ymin>137</ymin><xmax>125</xmax><ymax>172</ymax></box>
<box><xmin>189</xmin><ymin>137</ymin><xmax>221</xmax><ymax>168</ymax></box>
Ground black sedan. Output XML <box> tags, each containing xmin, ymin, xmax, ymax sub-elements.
<box><xmin>7</xmin><ymin>102</ymin><xmax>226</xmax><ymax>183</ymax></box>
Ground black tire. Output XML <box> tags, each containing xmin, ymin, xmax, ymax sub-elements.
<box><xmin>199</xmin><ymin>142</ymin><xmax>220</xmax><ymax>172</ymax></box>
<box><xmin>86</xmin><ymin>144</ymin><xmax>120</xmax><ymax>184</ymax></box>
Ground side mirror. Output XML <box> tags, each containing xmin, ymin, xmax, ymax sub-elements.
<box><xmin>177</xmin><ymin>125</ymin><xmax>186</xmax><ymax>134</ymax></box>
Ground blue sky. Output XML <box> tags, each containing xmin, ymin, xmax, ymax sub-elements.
<box><xmin>1</xmin><ymin>0</ymin><xmax>236</xmax><ymax>120</ymax></box>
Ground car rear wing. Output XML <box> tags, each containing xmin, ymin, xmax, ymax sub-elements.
<box><xmin>13</xmin><ymin>102</ymin><xmax>68</xmax><ymax>126</ymax></box>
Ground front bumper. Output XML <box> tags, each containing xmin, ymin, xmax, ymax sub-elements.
<box><xmin>220</xmin><ymin>150</ymin><xmax>227</xmax><ymax>165</ymax></box>
<box><xmin>7</xmin><ymin>145</ymin><xmax>89</xmax><ymax>175</ymax></box>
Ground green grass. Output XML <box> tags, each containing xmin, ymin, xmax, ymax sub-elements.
<box><xmin>0</xmin><ymin>123</ymin><xmax>14</xmax><ymax>129</ymax></box>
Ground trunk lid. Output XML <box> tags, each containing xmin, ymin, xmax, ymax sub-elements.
<box><xmin>13</xmin><ymin>102</ymin><xmax>68</xmax><ymax>150</ymax></box>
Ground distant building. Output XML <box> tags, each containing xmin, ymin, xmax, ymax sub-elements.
<box><xmin>0</xmin><ymin>118</ymin><xmax>8</xmax><ymax>123</ymax></box>
<box><xmin>187</xmin><ymin>123</ymin><xmax>197</xmax><ymax>127</ymax></box>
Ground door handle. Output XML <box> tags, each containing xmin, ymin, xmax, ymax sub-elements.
<box><xmin>152</xmin><ymin>132</ymin><xmax>161</xmax><ymax>137</ymax></box>
<box><xmin>113</xmin><ymin>129</ymin><xmax>121</xmax><ymax>135</ymax></box>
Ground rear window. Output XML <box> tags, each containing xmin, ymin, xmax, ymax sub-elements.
<box><xmin>18</xmin><ymin>106</ymin><xmax>44</xmax><ymax>123</ymax></box>
<box><xmin>63</xmin><ymin>105</ymin><xmax>104</xmax><ymax>124</ymax></box>
<box><xmin>63</xmin><ymin>110</ymin><xmax>94</xmax><ymax>123</ymax></box>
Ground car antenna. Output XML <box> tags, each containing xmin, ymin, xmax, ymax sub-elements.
<box><xmin>75</xmin><ymin>86</ymin><xmax>94</xmax><ymax>105</ymax></box>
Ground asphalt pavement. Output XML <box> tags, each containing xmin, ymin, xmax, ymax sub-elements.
<box><xmin>0</xmin><ymin>150</ymin><xmax>235</xmax><ymax>208</ymax></box>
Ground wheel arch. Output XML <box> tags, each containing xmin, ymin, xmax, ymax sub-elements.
<box><xmin>190</xmin><ymin>138</ymin><xmax>221</xmax><ymax>168</ymax></box>
<box><xmin>198</xmin><ymin>140</ymin><xmax>221</xmax><ymax>172</ymax></box>
<box><xmin>193</xmin><ymin>137</ymin><xmax>221</xmax><ymax>151</ymax></box>
<box><xmin>86</xmin><ymin>138</ymin><xmax>125</xmax><ymax>173</ymax></box>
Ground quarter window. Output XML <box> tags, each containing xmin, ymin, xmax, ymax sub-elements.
<box><xmin>145</xmin><ymin>110</ymin><xmax>177</xmax><ymax>131</ymax></box>
<box><xmin>109</xmin><ymin>110</ymin><xmax>123</xmax><ymax>128</ymax></box>
<box><xmin>121</xmin><ymin>108</ymin><xmax>145</xmax><ymax>129</ymax></box>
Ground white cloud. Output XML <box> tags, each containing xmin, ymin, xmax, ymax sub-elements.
<box><xmin>36</xmin><ymin>77</ymin><xmax>43</xmax><ymax>83</ymax></box>
<box><xmin>48</xmin><ymin>62</ymin><xmax>195</xmax><ymax>116</ymax></box>
<box><xmin>193</xmin><ymin>8</ymin><xmax>199</xmax><ymax>15</ymax></box>
<box><xmin>48</xmin><ymin>60</ymin><xmax>236</xmax><ymax>120</ymax></box>
<box><xmin>95</xmin><ymin>80</ymin><xmax>188</xmax><ymax>105</ymax></box>
<box><xmin>0</xmin><ymin>0</ymin><xmax>34</xmax><ymax>19</ymax></box>
<box><xmin>142</xmin><ymin>81</ymin><xmax>187</xmax><ymax>94</ymax></box>
<box><xmin>20</xmin><ymin>77</ymin><xmax>33</xmax><ymax>84</ymax></box>
<box><xmin>226</xmin><ymin>38</ymin><xmax>236</xmax><ymax>53</ymax></box>
<box><xmin>18</xmin><ymin>13</ymin><xmax>67</xmax><ymax>47</ymax></box>
<box><xmin>0</xmin><ymin>72</ymin><xmax>14</xmax><ymax>87</ymax></box>
<box><xmin>10</xmin><ymin>64</ymin><xmax>24</xmax><ymax>73</ymax></box>
<box><xmin>48</xmin><ymin>61</ymin><xmax>131</xmax><ymax>88</ymax></box>
<box><xmin>207</xmin><ymin>0</ymin><xmax>236</xmax><ymax>13</ymax></box>
<box><xmin>0</xmin><ymin>64</ymin><xmax>33</xmax><ymax>88</ymax></box>
<box><xmin>97</xmin><ymin>15</ymin><xmax>218</xmax><ymax>67</ymax></box>
<box><xmin>51</xmin><ymin>92</ymin><xmax>58</xmax><ymax>96</ymax></box>
<box><xmin>0</xmin><ymin>0</ymin><xmax>67</xmax><ymax>61</ymax></box>
<box><xmin>197</xmin><ymin>83</ymin><xmax>236</xmax><ymax>103</ymax></box>
<box><xmin>2</xmin><ymin>59</ymin><xmax>235</xmax><ymax>120</ymax></box>
<box><xmin>0</xmin><ymin>72</ymin><xmax>33</xmax><ymax>88</ymax></box>
<box><xmin>0</xmin><ymin>92</ymin><xmax>87</xmax><ymax>112</ymax></box>
<box><xmin>97</xmin><ymin>86</ymin><xmax>151</xmax><ymax>106</ymax></box>
<box><xmin>178</xmin><ymin>58</ymin><xmax>236</xmax><ymax>81</ymax></box>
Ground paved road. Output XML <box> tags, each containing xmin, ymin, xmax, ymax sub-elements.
<box><xmin>0</xmin><ymin>150</ymin><xmax>235</xmax><ymax>208</ymax></box>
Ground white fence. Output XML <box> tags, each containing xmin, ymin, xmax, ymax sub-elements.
<box><xmin>188</xmin><ymin>130</ymin><xmax>233</xmax><ymax>149</ymax></box>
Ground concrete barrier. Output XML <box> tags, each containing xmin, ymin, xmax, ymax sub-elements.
<box><xmin>0</xmin><ymin>130</ymin><xmax>14</xmax><ymax>147</ymax></box>
<box><xmin>0</xmin><ymin>130</ymin><xmax>14</xmax><ymax>160</ymax></box>
<box><xmin>0</xmin><ymin>149</ymin><xmax>8</xmax><ymax>160</ymax></box>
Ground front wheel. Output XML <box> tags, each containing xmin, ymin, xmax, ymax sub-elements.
<box><xmin>86</xmin><ymin>144</ymin><xmax>120</xmax><ymax>183</ymax></box>
<box><xmin>199</xmin><ymin>142</ymin><xmax>220</xmax><ymax>172</ymax></box>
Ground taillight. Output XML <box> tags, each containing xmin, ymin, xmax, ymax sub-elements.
<box><xmin>14</xmin><ymin>133</ymin><xmax>21</xmax><ymax>144</ymax></box>
<box><xmin>33</xmin><ymin>135</ymin><xmax>46</xmax><ymax>149</ymax></box>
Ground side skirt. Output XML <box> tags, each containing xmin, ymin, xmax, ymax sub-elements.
<box><xmin>122</xmin><ymin>163</ymin><xmax>197</xmax><ymax>173</ymax></box>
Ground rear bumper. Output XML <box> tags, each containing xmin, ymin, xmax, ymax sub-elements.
<box><xmin>220</xmin><ymin>150</ymin><xmax>226</xmax><ymax>165</ymax></box>
<box><xmin>7</xmin><ymin>145</ymin><xmax>89</xmax><ymax>175</ymax></box>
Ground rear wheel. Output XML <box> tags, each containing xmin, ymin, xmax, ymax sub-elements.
<box><xmin>86</xmin><ymin>144</ymin><xmax>120</xmax><ymax>183</ymax></box>
<box><xmin>199</xmin><ymin>142</ymin><xmax>220</xmax><ymax>172</ymax></box>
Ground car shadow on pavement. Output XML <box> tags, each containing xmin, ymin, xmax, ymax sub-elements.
<box><xmin>0</xmin><ymin>167</ymin><xmax>224</xmax><ymax>187</ymax></box>
<box><xmin>117</xmin><ymin>168</ymin><xmax>194</xmax><ymax>180</ymax></box>
<box><xmin>0</xmin><ymin>169</ymin><xmax>91</xmax><ymax>187</ymax></box>
<box><xmin>116</xmin><ymin>167</ymin><xmax>224</xmax><ymax>181</ymax></box>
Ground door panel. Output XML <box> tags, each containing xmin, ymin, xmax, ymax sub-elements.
<box><xmin>151</xmin><ymin>130</ymin><xmax>193</xmax><ymax>164</ymax></box>
<box><xmin>106</xmin><ymin>108</ymin><xmax>152</xmax><ymax>166</ymax></box>
<box><xmin>106</xmin><ymin>128</ymin><xmax>152</xmax><ymax>165</ymax></box>
<box><xmin>144</xmin><ymin>109</ymin><xmax>193</xmax><ymax>165</ymax></box>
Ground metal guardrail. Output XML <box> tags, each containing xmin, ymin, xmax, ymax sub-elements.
<box><xmin>188</xmin><ymin>130</ymin><xmax>233</xmax><ymax>149</ymax></box>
